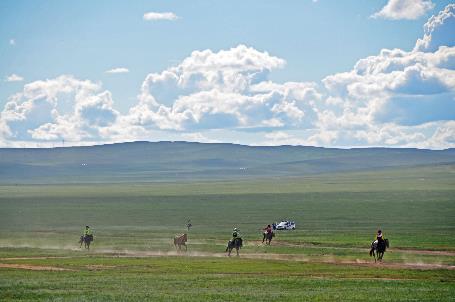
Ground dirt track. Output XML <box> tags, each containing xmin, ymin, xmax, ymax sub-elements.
<box><xmin>1</xmin><ymin>250</ymin><xmax>453</xmax><ymax>271</ymax></box>
<box><xmin>0</xmin><ymin>263</ymin><xmax>74</xmax><ymax>271</ymax></box>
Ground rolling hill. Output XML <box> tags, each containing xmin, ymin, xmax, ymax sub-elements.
<box><xmin>0</xmin><ymin>141</ymin><xmax>454</xmax><ymax>183</ymax></box>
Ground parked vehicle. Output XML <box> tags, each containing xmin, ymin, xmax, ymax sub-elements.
<box><xmin>276</xmin><ymin>221</ymin><xmax>296</xmax><ymax>230</ymax></box>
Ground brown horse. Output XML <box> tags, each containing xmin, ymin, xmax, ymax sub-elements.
<box><xmin>174</xmin><ymin>233</ymin><xmax>188</xmax><ymax>251</ymax></box>
<box><xmin>262</xmin><ymin>231</ymin><xmax>275</xmax><ymax>245</ymax></box>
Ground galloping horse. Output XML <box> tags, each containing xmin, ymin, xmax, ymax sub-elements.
<box><xmin>79</xmin><ymin>235</ymin><xmax>93</xmax><ymax>250</ymax></box>
<box><xmin>174</xmin><ymin>233</ymin><xmax>188</xmax><ymax>251</ymax></box>
<box><xmin>370</xmin><ymin>238</ymin><xmax>389</xmax><ymax>262</ymax></box>
<box><xmin>262</xmin><ymin>231</ymin><xmax>275</xmax><ymax>245</ymax></box>
<box><xmin>226</xmin><ymin>237</ymin><xmax>243</xmax><ymax>256</ymax></box>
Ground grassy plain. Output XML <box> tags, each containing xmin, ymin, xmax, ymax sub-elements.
<box><xmin>0</xmin><ymin>164</ymin><xmax>454</xmax><ymax>301</ymax></box>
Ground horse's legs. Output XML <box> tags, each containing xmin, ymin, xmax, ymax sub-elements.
<box><xmin>184</xmin><ymin>243</ymin><xmax>187</xmax><ymax>251</ymax></box>
<box><xmin>236</xmin><ymin>247</ymin><xmax>239</xmax><ymax>257</ymax></box>
<box><xmin>262</xmin><ymin>233</ymin><xmax>266</xmax><ymax>243</ymax></box>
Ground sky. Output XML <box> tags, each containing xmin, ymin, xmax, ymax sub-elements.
<box><xmin>0</xmin><ymin>0</ymin><xmax>454</xmax><ymax>149</ymax></box>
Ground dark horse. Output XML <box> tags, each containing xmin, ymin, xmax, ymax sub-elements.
<box><xmin>79</xmin><ymin>235</ymin><xmax>93</xmax><ymax>250</ymax></box>
<box><xmin>262</xmin><ymin>231</ymin><xmax>275</xmax><ymax>245</ymax></box>
<box><xmin>174</xmin><ymin>233</ymin><xmax>188</xmax><ymax>251</ymax></box>
<box><xmin>370</xmin><ymin>238</ymin><xmax>389</xmax><ymax>262</ymax></box>
<box><xmin>226</xmin><ymin>237</ymin><xmax>243</xmax><ymax>256</ymax></box>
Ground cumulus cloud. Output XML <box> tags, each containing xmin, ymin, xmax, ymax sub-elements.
<box><xmin>128</xmin><ymin>45</ymin><xmax>291</xmax><ymax>131</ymax></box>
<box><xmin>5</xmin><ymin>74</ymin><xmax>24</xmax><ymax>82</ymax></box>
<box><xmin>0</xmin><ymin>75</ymin><xmax>119</xmax><ymax>143</ymax></box>
<box><xmin>143</xmin><ymin>12</ymin><xmax>178</xmax><ymax>21</ymax></box>
<box><xmin>9</xmin><ymin>39</ymin><xmax>15</xmax><ymax>46</ymax></box>
<box><xmin>372</xmin><ymin>0</ymin><xmax>435</xmax><ymax>20</ymax></box>
<box><xmin>414</xmin><ymin>4</ymin><xmax>455</xmax><ymax>52</ymax></box>
<box><xmin>105</xmin><ymin>67</ymin><xmax>129</xmax><ymax>74</ymax></box>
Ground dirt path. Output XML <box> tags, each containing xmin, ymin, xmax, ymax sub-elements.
<box><xmin>392</xmin><ymin>249</ymin><xmax>455</xmax><ymax>256</ymax></box>
<box><xmin>0</xmin><ymin>263</ymin><xmax>74</xmax><ymax>271</ymax></box>
<box><xmin>91</xmin><ymin>250</ymin><xmax>455</xmax><ymax>270</ymax></box>
<box><xmin>0</xmin><ymin>256</ymin><xmax>74</xmax><ymax>261</ymax></box>
<box><xmin>1</xmin><ymin>249</ymin><xmax>453</xmax><ymax>271</ymax></box>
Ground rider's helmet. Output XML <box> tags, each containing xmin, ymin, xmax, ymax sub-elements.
<box><xmin>267</xmin><ymin>224</ymin><xmax>271</xmax><ymax>228</ymax></box>
<box><xmin>86</xmin><ymin>225</ymin><xmax>89</xmax><ymax>228</ymax></box>
<box><xmin>233</xmin><ymin>228</ymin><xmax>238</xmax><ymax>231</ymax></box>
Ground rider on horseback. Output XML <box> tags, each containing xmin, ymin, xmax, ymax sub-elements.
<box><xmin>232</xmin><ymin>227</ymin><xmax>240</xmax><ymax>241</ymax></box>
<box><xmin>376</xmin><ymin>230</ymin><xmax>386</xmax><ymax>250</ymax></box>
<box><xmin>376</xmin><ymin>229</ymin><xmax>384</xmax><ymax>244</ymax></box>
<box><xmin>83</xmin><ymin>226</ymin><xmax>93</xmax><ymax>241</ymax></box>
<box><xmin>262</xmin><ymin>224</ymin><xmax>272</xmax><ymax>243</ymax></box>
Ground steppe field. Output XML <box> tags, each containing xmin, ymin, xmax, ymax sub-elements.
<box><xmin>1</xmin><ymin>158</ymin><xmax>454</xmax><ymax>301</ymax></box>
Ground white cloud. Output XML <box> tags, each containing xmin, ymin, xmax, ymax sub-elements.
<box><xmin>414</xmin><ymin>4</ymin><xmax>455</xmax><ymax>52</ymax></box>
<box><xmin>372</xmin><ymin>0</ymin><xmax>434</xmax><ymax>20</ymax></box>
<box><xmin>9</xmin><ymin>39</ymin><xmax>15</xmax><ymax>46</ymax></box>
<box><xmin>5</xmin><ymin>74</ymin><xmax>24</xmax><ymax>82</ymax></box>
<box><xmin>128</xmin><ymin>45</ymin><xmax>290</xmax><ymax>131</ymax></box>
<box><xmin>105</xmin><ymin>67</ymin><xmax>129</xmax><ymax>74</ymax></box>
<box><xmin>143</xmin><ymin>12</ymin><xmax>178</xmax><ymax>21</ymax></box>
<box><xmin>1</xmin><ymin>75</ymin><xmax>119</xmax><ymax>142</ymax></box>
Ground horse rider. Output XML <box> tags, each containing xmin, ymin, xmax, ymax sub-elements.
<box><xmin>375</xmin><ymin>229</ymin><xmax>386</xmax><ymax>248</ymax></box>
<box><xmin>262</xmin><ymin>224</ymin><xmax>272</xmax><ymax>243</ymax></box>
<box><xmin>232</xmin><ymin>227</ymin><xmax>241</xmax><ymax>242</ymax></box>
<box><xmin>376</xmin><ymin>229</ymin><xmax>384</xmax><ymax>243</ymax></box>
<box><xmin>83</xmin><ymin>225</ymin><xmax>93</xmax><ymax>241</ymax></box>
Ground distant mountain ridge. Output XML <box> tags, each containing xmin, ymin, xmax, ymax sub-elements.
<box><xmin>1</xmin><ymin>141</ymin><xmax>454</xmax><ymax>183</ymax></box>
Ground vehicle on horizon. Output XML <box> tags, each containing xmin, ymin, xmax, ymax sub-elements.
<box><xmin>275</xmin><ymin>220</ymin><xmax>296</xmax><ymax>230</ymax></box>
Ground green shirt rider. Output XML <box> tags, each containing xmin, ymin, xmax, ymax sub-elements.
<box><xmin>83</xmin><ymin>226</ymin><xmax>93</xmax><ymax>238</ymax></box>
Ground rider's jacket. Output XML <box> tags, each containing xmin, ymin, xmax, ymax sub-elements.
<box><xmin>232</xmin><ymin>231</ymin><xmax>240</xmax><ymax>238</ymax></box>
<box><xmin>264</xmin><ymin>226</ymin><xmax>272</xmax><ymax>234</ymax></box>
<box><xmin>84</xmin><ymin>228</ymin><xmax>93</xmax><ymax>236</ymax></box>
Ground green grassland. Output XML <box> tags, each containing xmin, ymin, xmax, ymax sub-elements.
<box><xmin>1</xmin><ymin>163</ymin><xmax>454</xmax><ymax>301</ymax></box>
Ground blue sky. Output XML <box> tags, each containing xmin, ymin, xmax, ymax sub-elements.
<box><xmin>1</xmin><ymin>0</ymin><xmax>454</xmax><ymax>148</ymax></box>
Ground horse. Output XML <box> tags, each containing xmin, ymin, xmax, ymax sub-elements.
<box><xmin>369</xmin><ymin>238</ymin><xmax>389</xmax><ymax>262</ymax></box>
<box><xmin>174</xmin><ymin>233</ymin><xmax>188</xmax><ymax>251</ymax></box>
<box><xmin>226</xmin><ymin>237</ymin><xmax>243</xmax><ymax>256</ymax></box>
<box><xmin>262</xmin><ymin>231</ymin><xmax>275</xmax><ymax>245</ymax></box>
<box><xmin>79</xmin><ymin>235</ymin><xmax>93</xmax><ymax>250</ymax></box>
